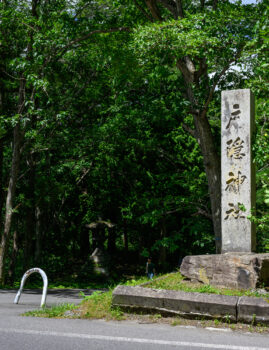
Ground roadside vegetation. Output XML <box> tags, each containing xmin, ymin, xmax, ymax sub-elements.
<box><xmin>26</xmin><ymin>292</ymin><xmax>269</xmax><ymax>335</ymax></box>
<box><xmin>144</xmin><ymin>272</ymin><xmax>269</xmax><ymax>298</ymax></box>
<box><xmin>24</xmin><ymin>272</ymin><xmax>269</xmax><ymax>334</ymax></box>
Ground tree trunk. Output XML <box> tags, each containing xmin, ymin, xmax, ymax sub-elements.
<box><xmin>0</xmin><ymin>123</ymin><xmax>22</xmax><ymax>284</ymax></box>
<box><xmin>159</xmin><ymin>217</ymin><xmax>167</xmax><ymax>268</ymax></box>
<box><xmin>8</xmin><ymin>229</ymin><xmax>18</xmax><ymax>284</ymax></box>
<box><xmin>0</xmin><ymin>139</ymin><xmax>4</xmax><ymax>216</ymax></box>
<box><xmin>0</xmin><ymin>77</ymin><xmax>24</xmax><ymax>284</ymax></box>
<box><xmin>0</xmin><ymin>80</ymin><xmax>5</xmax><ymax>217</ymax></box>
<box><xmin>143</xmin><ymin>1</ymin><xmax>222</xmax><ymax>252</ymax></box>
<box><xmin>34</xmin><ymin>206</ymin><xmax>42</xmax><ymax>263</ymax></box>
<box><xmin>23</xmin><ymin>153</ymin><xmax>36</xmax><ymax>271</ymax></box>
<box><xmin>193</xmin><ymin>112</ymin><xmax>221</xmax><ymax>253</ymax></box>
<box><xmin>108</xmin><ymin>227</ymin><xmax>116</xmax><ymax>254</ymax></box>
<box><xmin>80</xmin><ymin>226</ymin><xmax>90</xmax><ymax>258</ymax></box>
<box><xmin>176</xmin><ymin>56</ymin><xmax>222</xmax><ymax>252</ymax></box>
<box><xmin>123</xmin><ymin>219</ymin><xmax>129</xmax><ymax>255</ymax></box>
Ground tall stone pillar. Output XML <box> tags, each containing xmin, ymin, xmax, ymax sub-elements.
<box><xmin>221</xmin><ymin>89</ymin><xmax>256</xmax><ymax>252</ymax></box>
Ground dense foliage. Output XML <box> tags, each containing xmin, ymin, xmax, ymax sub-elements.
<box><xmin>0</xmin><ymin>0</ymin><xmax>268</xmax><ymax>285</ymax></box>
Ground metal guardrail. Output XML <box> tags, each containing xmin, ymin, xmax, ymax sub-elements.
<box><xmin>14</xmin><ymin>268</ymin><xmax>48</xmax><ymax>308</ymax></box>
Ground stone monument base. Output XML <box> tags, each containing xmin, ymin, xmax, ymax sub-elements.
<box><xmin>180</xmin><ymin>253</ymin><xmax>269</xmax><ymax>289</ymax></box>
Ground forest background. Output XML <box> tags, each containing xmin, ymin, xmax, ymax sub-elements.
<box><xmin>0</xmin><ymin>0</ymin><xmax>268</xmax><ymax>287</ymax></box>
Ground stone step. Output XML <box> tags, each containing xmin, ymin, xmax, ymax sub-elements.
<box><xmin>112</xmin><ymin>285</ymin><xmax>269</xmax><ymax>324</ymax></box>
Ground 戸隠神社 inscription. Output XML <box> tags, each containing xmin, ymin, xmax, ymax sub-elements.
<box><xmin>221</xmin><ymin>89</ymin><xmax>256</xmax><ymax>252</ymax></box>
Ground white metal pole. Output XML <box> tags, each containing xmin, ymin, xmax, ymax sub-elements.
<box><xmin>14</xmin><ymin>268</ymin><xmax>48</xmax><ymax>308</ymax></box>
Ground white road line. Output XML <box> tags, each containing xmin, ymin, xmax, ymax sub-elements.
<box><xmin>0</xmin><ymin>327</ymin><xmax>268</xmax><ymax>350</ymax></box>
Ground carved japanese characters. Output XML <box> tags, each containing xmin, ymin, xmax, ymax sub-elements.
<box><xmin>221</xmin><ymin>90</ymin><xmax>255</xmax><ymax>252</ymax></box>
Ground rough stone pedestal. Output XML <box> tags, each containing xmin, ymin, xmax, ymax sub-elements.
<box><xmin>180</xmin><ymin>253</ymin><xmax>269</xmax><ymax>289</ymax></box>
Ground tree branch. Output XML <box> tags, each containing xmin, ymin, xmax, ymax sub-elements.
<box><xmin>133</xmin><ymin>0</ymin><xmax>154</xmax><ymax>22</ymax></box>
<box><xmin>175</xmin><ymin>0</ymin><xmax>184</xmax><ymax>18</ymax></box>
<box><xmin>193</xmin><ymin>207</ymin><xmax>212</xmax><ymax>220</ymax></box>
<box><xmin>58</xmin><ymin>27</ymin><xmax>131</xmax><ymax>57</ymax></box>
<box><xmin>194</xmin><ymin>58</ymin><xmax>208</xmax><ymax>83</ymax></box>
<box><xmin>213</xmin><ymin>0</ymin><xmax>218</xmax><ymax>11</ymax></box>
<box><xmin>157</xmin><ymin>0</ymin><xmax>177</xmax><ymax>19</ymax></box>
<box><xmin>201</xmin><ymin>46</ymin><xmax>245</xmax><ymax>118</ymax></box>
<box><xmin>176</xmin><ymin>58</ymin><xmax>195</xmax><ymax>85</ymax></box>
<box><xmin>182</xmin><ymin>123</ymin><xmax>196</xmax><ymax>138</ymax></box>
<box><xmin>145</xmin><ymin>0</ymin><xmax>163</xmax><ymax>21</ymax></box>
<box><xmin>162</xmin><ymin>208</ymin><xmax>181</xmax><ymax>215</ymax></box>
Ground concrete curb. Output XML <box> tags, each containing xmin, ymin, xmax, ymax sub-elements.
<box><xmin>112</xmin><ymin>285</ymin><xmax>269</xmax><ymax>324</ymax></box>
<box><xmin>237</xmin><ymin>296</ymin><xmax>269</xmax><ymax>324</ymax></box>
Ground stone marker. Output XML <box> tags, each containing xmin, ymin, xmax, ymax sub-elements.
<box><xmin>180</xmin><ymin>90</ymin><xmax>269</xmax><ymax>289</ymax></box>
<box><xmin>221</xmin><ymin>89</ymin><xmax>256</xmax><ymax>252</ymax></box>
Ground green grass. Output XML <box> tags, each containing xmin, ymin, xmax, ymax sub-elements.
<box><xmin>144</xmin><ymin>272</ymin><xmax>269</xmax><ymax>298</ymax></box>
<box><xmin>23</xmin><ymin>272</ymin><xmax>269</xmax><ymax>322</ymax></box>
<box><xmin>24</xmin><ymin>290</ymin><xmax>125</xmax><ymax>320</ymax></box>
<box><xmin>79</xmin><ymin>290</ymin><xmax>125</xmax><ymax>320</ymax></box>
<box><xmin>23</xmin><ymin>277</ymin><xmax>149</xmax><ymax>320</ymax></box>
<box><xmin>24</xmin><ymin>303</ymin><xmax>77</xmax><ymax>318</ymax></box>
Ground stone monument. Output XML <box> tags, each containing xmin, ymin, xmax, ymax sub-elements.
<box><xmin>180</xmin><ymin>89</ymin><xmax>269</xmax><ymax>289</ymax></box>
<box><xmin>221</xmin><ymin>89</ymin><xmax>256</xmax><ymax>252</ymax></box>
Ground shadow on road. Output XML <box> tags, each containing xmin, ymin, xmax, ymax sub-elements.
<box><xmin>0</xmin><ymin>288</ymin><xmax>107</xmax><ymax>299</ymax></box>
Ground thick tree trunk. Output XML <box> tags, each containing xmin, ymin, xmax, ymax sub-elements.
<box><xmin>176</xmin><ymin>56</ymin><xmax>222</xmax><ymax>252</ymax></box>
<box><xmin>0</xmin><ymin>77</ymin><xmax>24</xmax><ymax>284</ymax></box>
<box><xmin>144</xmin><ymin>0</ymin><xmax>222</xmax><ymax>253</ymax></box>
<box><xmin>193</xmin><ymin>112</ymin><xmax>221</xmax><ymax>253</ymax></box>
<box><xmin>0</xmin><ymin>140</ymin><xmax>4</xmax><ymax>216</ymax></box>
<box><xmin>8</xmin><ymin>229</ymin><xmax>18</xmax><ymax>284</ymax></box>
<box><xmin>0</xmin><ymin>83</ymin><xmax>5</xmax><ymax>217</ymax></box>
<box><xmin>0</xmin><ymin>123</ymin><xmax>22</xmax><ymax>284</ymax></box>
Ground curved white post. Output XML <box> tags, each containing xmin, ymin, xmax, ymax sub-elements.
<box><xmin>14</xmin><ymin>268</ymin><xmax>48</xmax><ymax>308</ymax></box>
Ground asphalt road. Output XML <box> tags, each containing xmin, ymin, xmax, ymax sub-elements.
<box><xmin>1</xmin><ymin>288</ymin><xmax>269</xmax><ymax>350</ymax></box>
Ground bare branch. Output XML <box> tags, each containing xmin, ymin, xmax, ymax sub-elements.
<box><xmin>163</xmin><ymin>208</ymin><xmax>181</xmax><ymax>215</ymax></box>
<box><xmin>193</xmin><ymin>207</ymin><xmax>212</xmax><ymax>220</ymax></box>
<box><xmin>76</xmin><ymin>168</ymin><xmax>91</xmax><ymax>186</ymax></box>
<box><xmin>1</xmin><ymin>70</ymin><xmax>25</xmax><ymax>81</ymax></box>
<box><xmin>182</xmin><ymin>123</ymin><xmax>196</xmax><ymax>138</ymax></box>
